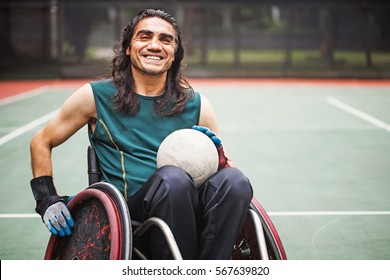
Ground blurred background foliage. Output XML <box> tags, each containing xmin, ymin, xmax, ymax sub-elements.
<box><xmin>1</xmin><ymin>0</ymin><xmax>389</xmax><ymax>79</ymax></box>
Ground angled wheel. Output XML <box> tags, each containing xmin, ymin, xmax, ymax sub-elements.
<box><xmin>232</xmin><ymin>197</ymin><xmax>287</xmax><ymax>260</ymax></box>
<box><xmin>44</xmin><ymin>186</ymin><xmax>131</xmax><ymax>260</ymax></box>
<box><xmin>88</xmin><ymin>182</ymin><xmax>132</xmax><ymax>260</ymax></box>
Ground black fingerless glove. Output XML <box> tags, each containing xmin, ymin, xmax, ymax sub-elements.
<box><xmin>30</xmin><ymin>176</ymin><xmax>68</xmax><ymax>218</ymax></box>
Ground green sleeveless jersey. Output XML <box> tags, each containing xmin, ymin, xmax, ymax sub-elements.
<box><xmin>88</xmin><ymin>79</ymin><xmax>201</xmax><ymax>199</ymax></box>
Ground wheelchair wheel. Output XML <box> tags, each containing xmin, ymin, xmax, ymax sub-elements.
<box><xmin>44</xmin><ymin>187</ymin><xmax>130</xmax><ymax>260</ymax></box>
<box><xmin>232</xmin><ymin>197</ymin><xmax>287</xmax><ymax>260</ymax></box>
<box><xmin>88</xmin><ymin>182</ymin><xmax>132</xmax><ymax>260</ymax></box>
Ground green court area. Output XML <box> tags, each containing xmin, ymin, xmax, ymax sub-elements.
<box><xmin>0</xmin><ymin>79</ymin><xmax>389</xmax><ymax>259</ymax></box>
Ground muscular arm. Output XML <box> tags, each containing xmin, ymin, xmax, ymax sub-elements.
<box><xmin>30</xmin><ymin>83</ymin><xmax>96</xmax><ymax>177</ymax></box>
<box><xmin>198</xmin><ymin>94</ymin><xmax>236</xmax><ymax>167</ymax></box>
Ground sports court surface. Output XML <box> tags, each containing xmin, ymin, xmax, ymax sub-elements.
<box><xmin>0</xmin><ymin>78</ymin><xmax>389</xmax><ymax>260</ymax></box>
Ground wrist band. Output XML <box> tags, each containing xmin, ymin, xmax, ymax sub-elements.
<box><xmin>30</xmin><ymin>176</ymin><xmax>57</xmax><ymax>201</ymax></box>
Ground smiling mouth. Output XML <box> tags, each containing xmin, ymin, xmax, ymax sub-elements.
<box><xmin>144</xmin><ymin>55</ymin><xmax>163</xmax><ymax>61</ymax></box>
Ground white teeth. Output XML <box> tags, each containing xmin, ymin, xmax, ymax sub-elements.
<box><xmin>146</xmin><ymin>56</ymin><xmax>161</xmax><ymax>60</ymax></box>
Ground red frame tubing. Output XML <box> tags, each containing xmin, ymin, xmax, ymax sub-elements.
<box><xmin>44</xmin><ymin>189</ymin><xmax>121</xmax><ymax>260</ymax></box>
<box><xmin>250</xmin><ymin>197</ymin><xmax>287</xmax><ymax>260</ymax></box>
<box><xmin>87</xmin><ymin>182</ymin><xmax>132</xmax><ymax>260</ymax></box>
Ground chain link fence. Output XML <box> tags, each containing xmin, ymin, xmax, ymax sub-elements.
<box><xmin>1</xmin><ymin>0</ymin><xmax>389</xmax><ymax>79</ymax></box>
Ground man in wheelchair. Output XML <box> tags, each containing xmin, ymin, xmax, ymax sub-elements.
<box><xmin>29</xmin><ymin>9</ymin><xmax>253</xmax><ymax>259</ymax></box>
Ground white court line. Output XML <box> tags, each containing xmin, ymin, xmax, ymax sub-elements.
<box><xmin>0</xmin><ymin>214</ymin><xmax>40</xmax><ymax>218</ymax></box>
<box><xmin>0</xmin><ymin>109</ymin><xmax>59</xmax><ymax>146</ymax></box>
<box><xmin>0</xmin><ymin>86</ymin><xmax>50</xmax><ymax>107</ymax></box>
<box><xmin>268</xmin><ymin>211</ymin><xmax>390</xmax><ymax>216</ymax></box>
<box><xmin>1</xmin><ymin>211</ymin><xmax>390</xmax><ymax>219</ymax></box>
<box><xmin>327</xmin><ymin>96</ymin><xmax>390</xmax><ymax>132</ymax></box>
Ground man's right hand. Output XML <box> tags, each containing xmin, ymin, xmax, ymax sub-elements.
<box><xmin>43</xmin><ymin>201</ymin><xmax>74</xmax><ymax>236</ymax></box>
<box><xmin>30</xmin><ymin>176</ymin><xmax>74</xmax><ymax>237</ymax></box>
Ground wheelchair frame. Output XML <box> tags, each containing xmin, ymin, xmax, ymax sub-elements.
<box><xmin>44</xmin><ymin>146</ymin><xmax>287</xmax><ymax>260</ymax></box>
<box><xmin>88</xmin><ymin>146</ymin><xmax>286</xmax><ymax>260</ymax></box>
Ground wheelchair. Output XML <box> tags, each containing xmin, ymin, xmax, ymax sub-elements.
<box><xmin>44</xmin><ymin>146</ymin><xmax>286</xmax><ymax>260</ymax></box>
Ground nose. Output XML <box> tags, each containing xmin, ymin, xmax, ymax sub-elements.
<box><xmin>148</xmin><ymin>37</ymin><xmax>162</xmax><ymax>51</ymax></box>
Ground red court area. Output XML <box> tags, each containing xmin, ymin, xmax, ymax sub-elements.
<box><xmin>1</xmin><ymin>78</ymin><xmax>390</xmax><ymax>100</ymax></box>
<box><xmin>0</xmin><ymin>80</ymin><xmax>88</xmax><ymax>100</ymax></box>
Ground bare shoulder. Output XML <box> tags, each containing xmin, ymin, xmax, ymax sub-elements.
<box><xmin>68</xmin><ymin>83</ymin><xmax>94</xmax><ymax>107</ymax></box>
<box><xmin>199</xmin><ymin>94</ymin><xmax>220</xmax><ymax>135</ymax></box>
<box><xmin>62</xmin><ymin>83</ymin><xmax>96</xmax><ymax>121</ymax></box>
<box><xmin>35</xmin><ymin>83</ymin><xmax>96</xmax><ymax>148</ymax></box>
<box><xmin>199</xmin><ymin>94</ymin><xmax>215</xmax><ymax>117</ymax></box>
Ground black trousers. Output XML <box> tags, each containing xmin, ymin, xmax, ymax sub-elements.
<box><xmin>127</xmin><ymin>166</ymin><xmax>253</xmax><ymax>260</ymax></box>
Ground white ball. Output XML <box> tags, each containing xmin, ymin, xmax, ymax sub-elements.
<box><xmin>157</xmin><ymin>129</ymin><xmax>219</xmax><ymax>187</ymax></box>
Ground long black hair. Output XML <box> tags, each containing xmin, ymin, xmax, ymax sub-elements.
<box><xmin>111</xmin><ymin>9</ymin><xmax>193</xmax><ymax>116</ymax></box>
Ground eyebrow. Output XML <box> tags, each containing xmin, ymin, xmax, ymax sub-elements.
<box><xmin>135</xmin><ymin>29</ymin><xmax>175</xmax><ymax>41</ymax></box>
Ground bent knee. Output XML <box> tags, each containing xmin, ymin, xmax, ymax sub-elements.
<box><xmin>220</xmin><ymin>168</ymin><xmax>253</xmax><ymax>201</ymax></box>
<box><xmin>155</xmin><ymin>165</ymin><xmax>196</xmax><ymax>192</ymax></box>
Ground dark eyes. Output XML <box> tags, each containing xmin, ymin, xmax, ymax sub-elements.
<box><xmin>138</xmin><ymin>35</ymin><xmax>173</xmax><ymax>44</ymax></box>
<box><xmin>140</xmin><ymin>35</ymin><xmax>150</xmax><ymax>40</ymax></box>
<box><xmin>161</xmin><ymin>37</ymin><xmax>173</xmax><ymax>44</ymax></box>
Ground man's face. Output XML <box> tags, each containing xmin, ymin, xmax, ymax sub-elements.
<box><xmin>127</xmin><ymin>17</ymin><xmax>177</xmax><ymax>76</ymax></box>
